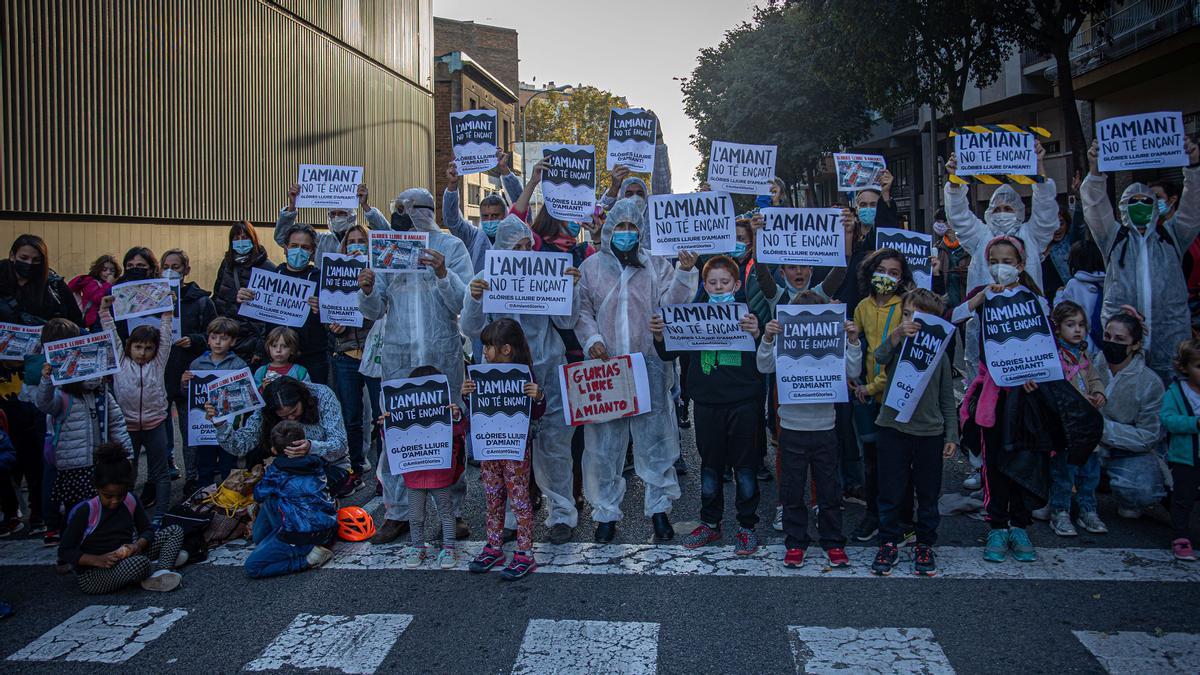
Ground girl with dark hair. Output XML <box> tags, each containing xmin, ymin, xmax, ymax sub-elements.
<box><xmin>68</xmin><ymin>254</ymin><xmax>120</xmax><ymax>330</ymax></box>
<box><xmin>212</xmin><ymin>221</ymin><xmax>273</xmax><ymax>365</ymax></box>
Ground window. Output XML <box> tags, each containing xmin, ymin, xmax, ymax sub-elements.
<box><xmin>503</xmin><ymin>119</ymin><xmax>511</xmax><ymax>151</ymax></box>
<box><xmin>469</xmin><ymin>97</ymin><xmax>477</xmax><ymax>110</ymax></box>
<box><xmin>467</xmin><ymin>184</ymin><xmax>481</xmax><ymax>206</ymax></box>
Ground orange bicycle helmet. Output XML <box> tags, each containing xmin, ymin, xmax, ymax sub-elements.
<box><xmin>337</xmin><ymin>506</ymin><xmax>376</xmax><ymax>541</ymax></box>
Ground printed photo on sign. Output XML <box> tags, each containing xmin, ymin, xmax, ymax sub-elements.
<box><xmin>647</xmin><ymin>192</ymin><xmax>736</xmax><ymax>255</ymax></box>
<box><xmin>369</xmin><ymin>231</ymin><xmax>428</xmax><ymax>274</ymax></box>
<box><xmin>756</xmin><ymin>208</ymin><xmax>845</xmax><ymax>266</ymax></box>
<box><xmin>981</xmin><ymin>286</ymin><xmax>1065</xmax><ymax>387</ymax></box>
<box><xmin>44</xmin><ymin>331</ymin><xmax>120</xmax><ymax>385</ymax></box>
<box><xmin>237</xmin><ymin>268</ymin><xmax>316</xmax><ymax>328</ymax></box>
<box><xmin>876</xmin><ymin>228</ymin><xmax>933</xmax><ymax>290</ymax></box>
<box><xmin>381</xmin><ymin>375</ymin><xmax>453</xmax><ymax>474</ymax></box>
<box><xmin>467</xmin><ymin>363</ymin><xmax>532</xmax><ymax>461</ymax></box>
<box><xmin>883</xmin><ymin>312</ymin><xmax>954</xmax><ymax>423</ymax></box>
<box><xmin>483</xmin><ymin>250</ymin><xmax>574</xmax><ymax>316</ymax></box>
<box><xmin>541</xmin><ymin>144</ymin><xmax>597</xmax><ymax>222</ymax></box>
<box><xmin>706</xmin><ymin>140</ymin><xmax>776</xmax><ymax>195</ymax></box>
<box><xmin>111</xmin><ymin>278</ymin><xmax>173</xmax><ymax>320</ymax></box>
<box><xmin>1097</xmin><ymin>111</ymin><xmax>1188</xmax><ymax>172</ymax></box>
<box><xmin>0</xmin><ymin>322</ymin><xmax>42</xmax><ymax>359</ymax></box>
<box><xmin>954</xmin><ymin>131</ymin><xmax>1036</xmax><ymax>176</ymax></box>
<box><xmin>205</xmin><ymin>369</ymin><xmax>265</xmax><ymax>423</ymax></box>
<box><xmin>659</xmin><ymin>302</ymin><xmax>754</xmax><ymax>352</ymax></box>
<box><xmin>833</xmin><ymin>153</ymin><xmax>886</xmax><ymax>192</ymax></box>
<box><xmin>319</xmin><ymin>252</ymin><xmax>366</xmax><ymax>327</ymax></box>
<box><xmin>775</xmin><ymin>304</ymin><xmax>847</xmax><ymax>404</ymax></box>
<box><xmin>296</xmin><ymin>164</ymin><xmax>363</xmax><ymax>209</ymax></box>
<box><xmin>186</xmin><ymin>370</ymin><xmax>239</xmax><ymax>445</ymax></box>
<box><xmin>558</xmin><ymin>353</ymin><xmax>652</xmax><ymax>426</ymax></box>
<box><xmin>126</xmin><ymin>278</ymin><xmax>181</xmax><ymax>342</ymax></box>
<box><xmin>450</xmin><ymin>110</ymin><xmax>499</xmax><ymax>174</ymax></box>
<box><xmin>606</xmin><ymin>108</ymin><xmax>657</xmax><ymax>173</ymax></box>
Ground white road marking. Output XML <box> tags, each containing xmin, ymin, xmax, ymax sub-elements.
<box><xmin>512</xmin><ymin>619</ymin><xmax>659</xmax><ymax>675</ymax></box>
<box><xmin>1073</xmin><ymin>630</ymin><xmax>1200</xmax><ymax>674</ymax></box>
<box><xmin>788</xmin><ymin>626</ymin><xmax>954</xmax><ymax>674</ymax></box>
<box><xmin>7</xmin><ymin>605</ymin><xmax>188</xmax><ymax>663</ymax></box>
<box><xmin>245</xmin><ymin>613</ymin><xmax>412</xmax><ymax>674</ymax></box>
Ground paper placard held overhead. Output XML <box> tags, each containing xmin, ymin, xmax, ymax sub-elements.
<box><xmin>954</xmin><ymin>131</ymin><xmax>1036</xmax><ymax>176</ymax></box>
<box><xmin>450</xmin><ymin>110</ymin><xmax>499</xmax><ymax>174</ymax></box>
<box><xmin>1096</xmin><ymin>111</ymin><xmax>1189</xmax><ymax>172</ymax></box>
<box><xmin>876</xmin><ymin>228</ymin><xmax>933</xmax><ymax>290</ymax></box>
<box><xmin>467</xmin><ymin>363</ymin><xmax>533</xmax><ymax>461</ymax></box>
<box><xmin>43</xmin><ymin>331</ymin><xmax>120</xmax><ymax>385</ymax></box>
<box><xmin>381</xmin><ymin>374</ymin><xmax>454</xmax><ymax>474</ymax></box>
<box><xmin>833</xmin><ymin>153</ymin><xmax>886</xmax><ymax>192</ymax></box>
<box><xmin>756</xmin><ymin>208</ymin><xmax>845</xmax><ymax>266</ymax></box>
<box><xmin>111</xmin><ymin>279</ymin><xmax>174</xmax><ymax>320</ymax></box>
<box><xmin>237</xmin><ymin>268</ymin><xmax>317</xmax><ymax>328</ymax></box>
<box><xmin>774</xmin><ymin>304</ymin><xmax>848</xmax><ymax>404</ymax></box>
<box><xmin>647</xmin><ymin>192</ymin><xmax>737</xmax><ymax>256</ymax></box>
<box><xmin>883</xmin><ymin>312</ymin><xmax>955</xmax><ymax>423</ymax></box>
<box><xmin>706</xmin><ymin>140</ymin><xmax>776</xmax><ymax>195</ymax></box>
<box><xmin>483</xmin><ymin>250</ymin><xmax>574</xmax><ymax>316</ymax></box>
<box><xmin>606</xmin><ymin>108</ymin><xmax>657</xmax><ymax>173</ymax></box>
<box><xmin>659</xmin><ymin>302</ymin><xmax>755</xmax><ymax>352</ymax></box>
<box><xmin>296</xmin><ymin>164</ymin><xmax>363</xmax><ymax>209</ymax></box>
<box><xmin>541</xmin><ymin>144</ymin><xmax>597</xmax><ymax>222</ymax></box>
<box><xmin>124</xmin><ymin>278</ymin><xmax>182</xmax><ymax>342</ymax></box>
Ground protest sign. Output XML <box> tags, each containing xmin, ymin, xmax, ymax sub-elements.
<box><xmin>658</xmin><ymin>302</ymin><xmax>754</xmax><ymax>352</ymax></box>
<box><xmin>706</xmin><ymin>140</ymin><xmax>776</xmax><ymax>195</ymax></box>
<box><xmin>981</xmin><ymin>286</ymin><xmax>1065</xmax><ymax>386</ymax></box>
<box><xmin>647</xmin><ymin>192</ymin><xmax>736</xmax><ymax>255</ymax></box>
<box><xmin>833</xmin><ymin>153</ymin><xmax>886</xmax><ymax>192</ymax></box>
<box><xmin>296</xmin><ymin>164</ymin><xmax>363</xmax><ymax>209</ymax></box>
<box><xmin>558</xmin><ymin>353</ymin><xmax>652</xmax><ymax>427</ymax></box>
<box><xmin>186</xmin><ymin>369</ymin><xmax>239</xmax><ymax>445</ymax></box>
<box><xmin>111</xmin><ymin>279</ymin><xmax>173</xmax><ymax>320</ymax></box>
<box><xmin>774</xmin><ymin>304</ymin><xmax>847</xmax><ymax>404</ymax></box>
<box><xmin>876</xmin><ymin>228</ymin><xmax>933</xmax><ymax>290</ymax></box>
<box><xmin>126</xmin><ymin>278</ymin><xmax>181</xmax><ymax>342</ymax></box>
<box><xmin>483</xmin><ymin>250</ymin><xmax>573</xmax><ymax>316</ymax></box>
<box><xmin>466</xmin><ymin>363</ymin><xmax>532</xmax><ymax>461</ymax></box>
<box><xmin>237</xmin><ymin>268</ymin><xmax>316</xmax><ymax>328</ymax></box>
<box><xmin>953</xmin><ymin>131</ymin><xmax>1036</xmax><ymax>176</ymax></box>
<box><xmin>319</xmin><ymin>252</ymin><xmax>366</xmax><ymax>327</ymax></box>
<box><xmin>541</xmin><ymin>144</ymin><xmax>597</xmax><ymax>222</ymax></box>
<box><xmin>381</xmin><ymin>374</ymin><xmax>453</xmax><ymax>474</ymax></box>
<box><xmin>756</xmin><ymin>208</ymin><xmax>845</xmax><ymax>266</ymax></box>
<box><xmin>205</xmin><ymin>369</ymin><xmax>264</xmax><ymax>423</ymax></box>
<box><xmin>450</xmin><ymin>110</ymin><xmax>499</xmax><ymax>174</ymax></box>
<box><xmin>0</xmin><ymin>322</ymin><xmax>41</xmax><ymax>360</ymax></box>
<box><xmin>368</xmin><ymin>231</ymin><xmax>428</xmax><ymax>274</ymax></box>
<box><xmin>883</xmin><ymin>312</ymin><xmax>955</xmax><ymax>423</ymax></box>
<box><xmin>1096</xmin><ymin>111</ymin><xmax>1188</xmax><ymax>172</ymax></box>
<box><xmin>606</xmin><ymin>108</ymin><xmax>657</xmax><ymax>173</ymax></box>
<box><xmin>44</xmin><ymin>331</ymin><xmax>120</xmax><ymax>385</ymax></box>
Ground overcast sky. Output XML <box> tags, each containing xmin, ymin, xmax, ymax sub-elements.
<box><xmin>433</xmin><ymin>0</ymin><xmax>760</xmax><ymax>192</ymax></box>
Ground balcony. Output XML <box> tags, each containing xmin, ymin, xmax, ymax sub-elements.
<box><xmin>1070</xmin><ymin>0</ymin><xmax>1198</xmax><ymax>76</ymax></box>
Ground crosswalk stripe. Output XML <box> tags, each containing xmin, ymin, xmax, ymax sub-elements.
<box><xmin>245</xmin><ymin>613</ymin><xmax>413</xmax><ymax>674</ymax></box>
<box><xmin>788</xmin><ymin>626</ymin><xmax>955</xmax><ymax>674</ymax></box>
<box><xmin>6</xmin><ymin>605</ymin><xmax>188</xmax><ymax>663</ymax></box>
<box><xmin>512</xmin><ymin>619</ymin><xmax>659</xmax><ymax>675</ymax></box>
<box><xmin>1073</xmin><ymin>630</ymin><xmax>1200</xmax><ymax>674</ymax></box>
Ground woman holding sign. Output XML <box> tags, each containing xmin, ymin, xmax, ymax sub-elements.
<box><xmin>213</xmin><ymin>222</ymin><xmax>273</xmax><ymax>366</ymax></box>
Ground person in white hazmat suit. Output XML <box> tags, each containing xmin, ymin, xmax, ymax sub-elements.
<box><xmin>275</xmin><ymin>182</ymin><xmax>386</xmax><ymax>259</ymax></box>
<box><xmin>357</xmin><ymin>187</ymin><xmax>474</xmax><ymax>544</ymax></box>
<box><xmin>574</xmin><ymin>197</ymin><xmax>699</xmax><ymax>543</ymax></box>
<box><xmin>461</xmin><ymin>215</ymin><xmax>583</xmax><ymax>544</ymax></box>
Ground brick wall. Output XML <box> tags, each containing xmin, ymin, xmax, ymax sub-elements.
<box><xmin>434</xmin><ymin>17</ymin><xmax>519</xmax><ymax>96</ymax></box>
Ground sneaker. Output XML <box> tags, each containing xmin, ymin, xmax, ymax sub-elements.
<box><xmin>42</xmin><ymin>530</ymin><xmax>61</xmax><ymax>547</ymax></box>
<box><xmin>547</xmin><ymin>523</ymin><xmax>573</xmax><ymax>545</ymax></box>
<box><xmin>174</xmin><ymin>550</ymin><xmax>189</xmax><ymax>568</ymax></box>
<box><xmin>168</xmin><ymin>465</ymin><xmax>181</xmax><ymax>481</ymax></box>
<box><xmin>899</xmin><ymin>525</ymin><xmax>917</xmax><ymax>546</ymax></box>
<box><xmin>499</xmin><ymin>552</ymin><xmax>537</xmax><ymax>581</ymax></box>
<box><xmin>871</xmin><ymin>543</ymin><xmax>898</xmax><ymax>576</ymax></box>
<box><xmin>454</xmin><ymin>518</ymin><xmax>471</xmax><ymax>540</ymax></box>
<box><xmin>825</xmin><ymin>548</ymin><xmax>850</xmax><ymax>568</ymax></box>
<box><xmin>468</xmin><ymin>546</ymin><xmax>506</xmax><ymax>573</ymax></box>
<box><xmin>1008</xmin><ymin>527</ymin><xmax>1037</xmax><ymax>562</ymax></box>
<box><xmin>1075</xmin><ymin>511</ymin><xmax>1108</xmax><ymax>534</ymax></box>
<box><xmin>842</xmin><ymin>486</ymin><xmax>866</xmax><ymax>506</ymax></box>
<box><xmin>26</xmin><ymin>520</ymin><xmax>47</xmax><ymax>536</ymax></box>
<box><xmin>983</xmin><ymin>529</ymin><xmax>1008</xmax><ymax>562</ymax></box>
<box><xmin>436</xmin><ymin>547</ymin><xmax>456</xmax><ymax>569</ymax></box>
<box><xmin>306</xmin><ymin>545</ymin><xmax>334</xmax><ymax>569</ymax></box>
<box><xmin>370</xmin><ymin>519</ymin><xmax>409</xmax><ymax>545</ymax></box>
<box><xmin>139</xmin><ymin>485</ymin><xmax>157</xmax><ymax>510</ymax></box>
<box><xmin>402</xmin><ymin>545</ymin><xmax>427</xmax><ymax>569</ymax></box>
<box><xmin>681</xmin><ymin>524</ymin><xmax>721</xmax><ymax>550</ymax></box>
<box><xmin>1049</xmin><ymin>510</ymin><xmax>1077</xmax><ymax>537</ymax></box>
<box><xmin>332</xmin><ymin>472</ymin><xmax>363</xmax><ymax>499</ymax></box>
<box><xmin>1117</xmin><ymin>506</ymin><xmax>1142</xmax><ymax>520</ymax></box>
<box><xmin>851</xmin><ymin>515</ymin><xmax>878</xmax><ymax>542</ymax></box>
<box><xmin>772</xmin><ymin>506</ymin><xmax>784</xmax><ymax>532</ymax></box>
<box><xmin>1031</xmin><ymin>505</ymin><xmax>1051</xmax><ymax>522</ymax></box>
<box><xmin>0</xmin><ymin>519</ymin><xmax>25</xmax><ymax>538</ymax></box>
<box><xmin>913</xmin><ymin>543</ymin><xmax>937</xmax><ymax>576</ymax></box>
<box><xmin>139</xmin><ymin>569</ymin><xmax>181</xmax><ymax>592</ymax></box>
<box><xmin>734</xmin><ymin>527</ymin><xmax>759</xmax><ymax>556</ymax></box>
<box><xmin>783</xmin><ymin>548</ymin><xmax>806</xmax><ymax>568</ymax></box>
<box><xmin>756</xmin><ymin>467</ymin><xmax>773</xmax><ymax>482</ymax></box>
<box><xmin>962</xmin><ymin>469</ymin><xmax>981</xmax><ymax>491</ymax></box>
<box><xmin>1172</xmin><ymin>538</ymin><xmax>1197</xmax><ymax>561</ymax></box>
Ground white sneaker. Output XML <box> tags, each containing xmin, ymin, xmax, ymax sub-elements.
<box><xmin>1049</xmin><ymin>511</ymin><xmax>1077</xmax><ymax>536</ymax></box>
<box><xmin>1075</xmin><ymin>511</ymin><xmax>1108</xmax><ymax>534</ymax></box>
<box><xmin>1031</xmin><ymin>505</ymin><xmax>1051</xmax><ymax>522</ymax></box>
<box><xmin>436</xmin><ymin>547</ymin><xmax>456</xmax><ymax>569</ymax></box>
<box><xmin>140</xmin><ymin>569</ymin><xmax>181</xmax><ymax>592</ymax></box>
<box><xmin>402</xmin><ymin>545</ymin><xmax>426</xmax><ymax>569</ymax></box>
<box><xmin>962</xmin><ymin>470</ymin><xmax>981</xmax><ymax>491</ymax></box>
<box><xmin>174</xmin><ymin>550</ymin><xmax>189</xmax><ymax>568</ymax></box>
<box><xmin>1117</xmin><ymin>507</ymin><xmax>1142</xmax><ymax>520</ymax></box>
<box><xmin>772</xmin><ymin>506</ymin><xmax>784</xmax><ymax>532</ymax></box>
<box><xmin>306</xmin><ymin>545</ymin><xmax>334</xmax><ymax>569</ymax></box>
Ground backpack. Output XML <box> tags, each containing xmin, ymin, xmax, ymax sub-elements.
<box><xmin>68</xmin><ymin>494</ymin><xmax>137</xmax><ymax>542</ymax></box>
<box><xmin>161</xmin><ymin>503</ymin><xmax>213</xmax><ymax>564</ymax></box>
<box><xmin>1108</xmin><ymin>221</ymin><xmax>1178</xmax><ymax>268</ymax></box>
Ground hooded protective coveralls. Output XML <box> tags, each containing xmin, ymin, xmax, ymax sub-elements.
<box><xmin>460</xmin><ymin>215</ymin><xmax>582</xmax><ymax>528</ymax></box>
<box><xmin>274</xmin><ymin>207</ymin><xmax>387</xmax><ymax>260</ymax></box>
<box><xmin>599</xmin><ymin>176</ymin><xmax>649</xmax><ymax>213</ymax></box>
<box><xmin>1082</xmin><ymin>168</ymin><xmax>1200</xmax><ymax>380</ymax></box>
<box><xmin>358</xmin><ymin>188</ymin><xmax>473</xmax><ymax>523</ymax></box>
<box><xmin>574</xmin><ymin>197</ymin><xmax>698</xmax><ymax>521</ymax></box>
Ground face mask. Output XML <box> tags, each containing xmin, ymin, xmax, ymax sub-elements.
<box><xmin>329</xmin><ymin>213</ymin><xmax>356</xmax><ymax>234</ymax></box>
<box><xmin>347</xmin><ymin>243</ymin><xmax>367</xmax><ymax>256</ymax></box>
<box><xmin>124</xmin><ymin>267</ymin><xmax>149</xmax><ymax>281</ymax></box>
<box><xmin>932</xmin><ymin>220</ymin><xmax>949</xmax><ymax>236</ymax></box>
<box><xmin>611</xmin><ymin>231</ymin><xmax>639</xmax><ymax>252</ymax></box>
<box><xmin>162</xmin><ymin>269</ymin><xmax>182</xmax><ymax>281</ymax></box>
<box><xmin>286</xmin><ymin>248</ymin><xmax>312</xmax><ymax>268</ymax></box>
<box><xmin>391</xmin><ymin>212</ymin><xmax>413</xmax><ymax>231</ymax></box>
<box><xmin>871</xmin><ymin>271</ymin><xmax>898</xmax><ymax>295</ymax></box>
<box><xmin>1101</xmin><ymin>340</ymin><xmax>1130</xmax><ymax>365</ymax></box>
<box><xmin>232</xmin><ymin>239</ymin><xmax>254</xmax><ymax>255</ymax></box>
<box><xmin>857</xmin><ymin>207</ymin><xmax>876</xmax><ymax>226</ymax></box>
<box><xmin>708</xmin><ymin>292</ymin><xmax>736</xmax><ymax>304</ymax></box>
<box><xmin>732</xmin><ymin>242</ymin><xmax>748</xmax><ymax>259</ymax></box>
<box><xmin>481</xmin><ymin>220</ymin><xmax>501</xmax><ymax>239</ymax></box>
<box><xmin>1127</xmin><ymin>202</ymin><xmax>1154</xmax><ymax>227</ymax></box>
<box><xmin>989</xmin><ymin>212</ymin><xmax>1019</xmax><ymax>234</ymax></box>
<box><xmin>1158</xmin><ymin>199</ymin><xmax>1171</xmax><ymax>215</ymax></box>
<box><xmin>989</xmin><ymin>263</ymin><xmax>1020</xmax><ymax>286</ymax></box>
<box><xmin>11</xmin><ymin>260</ymin><xmax>36</xmax><ymax>279</ymax></box>
<box><xmin>566</xmin><ymin>221</ymin><xmax>581</xmax><ymax>237</ymax></box>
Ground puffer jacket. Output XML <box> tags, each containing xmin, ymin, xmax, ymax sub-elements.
<box><xmin>102</xmin><ymin>309</ymin><xmax>173</xmax><ymax>431</ymax></box>
<box><xmin>253</xmin><ymin>454</ymin><xmax>336</xmax><ymax>545</ymax></box>
<box><xmin>35</xmin><ymin>378</ymin><xmax>132</xmax><ymax>470</ymax></box>
<box><xmin>212</xmin><ymin>247</ymin><xmax>273</xmax><ymax>365</ymax></box>
<box><xmin>1093</xmin><ymin>351</ymin><xmax>1164</xmax><ymax>457</ymax></box>
<box><xmin>165</xmin><ymin>281</ymin><xmax>218</xmax><ymax>402</ymax></box>
<box><xmin>67</xmin><ymin>274</ymin><xmax>111</xmax><ymax>330</ymax></box>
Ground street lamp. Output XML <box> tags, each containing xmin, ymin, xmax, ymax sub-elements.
<box><xmin>520</xmin><ymin>84</ymin><xmax>572</xmax><ymax>177</ymax></box>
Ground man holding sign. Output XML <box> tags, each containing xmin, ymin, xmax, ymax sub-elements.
<box><xmin>276</xmin><ymin>180</ymin><xmax>384</xmax><ymax>260</ymax></box>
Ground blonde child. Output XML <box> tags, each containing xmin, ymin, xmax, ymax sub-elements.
<box><xmin>254</xmin><ymin>326</ymin><xmax>311</xmax><ymax>388</ymax></box>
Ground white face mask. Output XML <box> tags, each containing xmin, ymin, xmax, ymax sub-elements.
<box><xmin>329</xmin><ymin>212</ymin><xmax>357</xmax><ymax>234</ymax></box>
<box><xmin>988</xmin><ymin>212</ymin><xmax>1019</xmax><ymax>234</ymax></box>
<box><xmin>932</xmin><ymin>220</ymin><xmax>949</xmax><ymax>236</ymax></box>
<box><xmin>162</xmin><ymin>269</ymin><xmax>182</xmax><ymax>281</ymax></box>
<box><xmin>989</xmin><ymin>263</ymin><xmax>1020</xmax><ymax>286</ymax></box>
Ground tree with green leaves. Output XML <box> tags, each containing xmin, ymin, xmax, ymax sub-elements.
<box><xmin>523</xmin><ymin>85</ymin><xmax>640</xmax><ymax>197</ymax></box>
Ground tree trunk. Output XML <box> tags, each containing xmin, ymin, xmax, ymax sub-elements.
<box><xmin>1053</xmin><ymin>41</ymin><xmax>1088</xmax><ymax>176</ymax></box>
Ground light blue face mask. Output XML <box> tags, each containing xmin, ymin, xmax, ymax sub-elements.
<box><xmin>566</xmin><ymin>221</ymin><xmax>581</xmax><ymax>237</ymax></box>
<box><xmin>708</xmin><ymin>292</ymin><xmax>736</xmax><ymax>303</ymax></box>
<box><xmin>286</xmin><ymin>247</ymin><xmax>312</xmax><ymax>268</ymax></box>
<box><xmin>232</xmin><ymin>239</ymin><xmax>254</xmax><ymax>255</ymax></box>
<box><xmin>347</xmin><ymin>243</ymin><xmax>367</xmax><ymax>256</ymax></box>
<box><xmin>611</xmin><ymin>230</ymin><xmax>639</xmax><ymax>252</ymax></box>
<box><xmin>1159</xmin><ymin>199</ymin><xmax>1171</xmax><ymax>215</ymax></box>
<box><xmin>732</xmin><ymin>242</ymin><xmax>748</xmax><ymax>259</ymax></box>
<box><xmin>858</xmin><ymin>206</ymin><xmax>877</xmax><ymax>226</ymax></box>
<box><xmin>481</xmin><ymin>220</ymin><xmax>501</xmax><ymax>238</ymax></box>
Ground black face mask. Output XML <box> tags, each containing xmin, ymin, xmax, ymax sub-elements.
<box><xmin>391</xmin><ymin>212</ymin><xmax>413</xmax><ymax>231</ymax></box>
<box><xmin>1101</xmin><ymin>340</ymin><xmax>1130</xmax><ymax>365</ymax></box>
<box><xmin>11</xmin><ymin>260</ymin><xmax>37</xmax><ymax>279</ymax></box>
<box><xmin>124</xmin><ymin>267</ymin><xmax>149</xmax><ymax>281</ymax></box>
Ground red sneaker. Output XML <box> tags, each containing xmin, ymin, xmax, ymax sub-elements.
<box><xmin>783</xmin><ymin>547</ymin><xmax>806</xmax><ymax>568</ymax></box>
<box><xmin>825</xmin><ymin>548</ymin><xmax>850</xmax><ymax>567</ymax></box>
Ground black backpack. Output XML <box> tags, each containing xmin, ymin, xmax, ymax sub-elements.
<box><xmin>161</xmin><ymin>503</ymin><xmax>215</xmax><ymax>564</ymax></box>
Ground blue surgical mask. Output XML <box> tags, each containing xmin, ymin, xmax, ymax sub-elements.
<box><xmin>347</xmin><ymin>243</ymin><xmax>367</xmax><ymax>256</ymax></box>
<box><xmin>286</xmin><ymin>247</ymin><xmax>312</xmax><ymax>268</ymax></box>
<box><xmin>1158</xmin><ymin>199</ymin><xmax>1171</xmax><ymax>215</ymax></box>
<box><xmin>732</xmin><ymin>242</ymin><xmax>748</xmax><ymax>259</ymax></box>
<box><xmin>611</xmin><ymin>231</ymin><xmax>639</xmax><ymax>252</ymax></box>
<box><xmin>708</xmin><ymin>292</ymin><xmax>736</xmax><ymax>303</ymax></box>
<box><xmin>481</xmin><ymin>220</ymin><xmax>501</xmax><ymax>238</ymax></box>
<box><xmin>566</xmin><ymin>221</ymin><xmax>581</xmax><ymax>237</ymax></box>
<box><xmin>232</xmin><ymin>239</ymin><xmax>254</xmax><ymax>255</ymax></box>
<box><xmin>858</xmin><ymin>206</ymin><xmax>877</xmax><ymax>226</ymax></box>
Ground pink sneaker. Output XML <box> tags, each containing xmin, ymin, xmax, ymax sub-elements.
<box><xmin>1172</xmin><ymin>538</ymin><xmax>1196</xmax><ymax>561</ymax></box>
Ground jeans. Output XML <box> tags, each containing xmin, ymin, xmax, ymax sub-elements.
<box><xmin>695</xmin><ymin>400</ymin><xmax>763</xmax><ymax>529</ymax></box>
<box><xmin>130</xmin><ymin>423</ymin><xmax>171</xmax><ymax>520</ymax></box>
<box><xmin>245</xmin><ymin>501</ymin><xmax>315</xmax><ymax>579</ymax></box>
<box><xmin>876</xmin><ymin>427</ymin><xmax>942</xmax><ymax>546</ymax></box>
<box><xmin>330</xmin><ymin>353</ymin><xmax>381</xmax><ymax>473</ymax></box>
<box><xmin>1048</xmin><ymin>452</ymin><xmax>1100</xmax><ymax>513</ymax></box>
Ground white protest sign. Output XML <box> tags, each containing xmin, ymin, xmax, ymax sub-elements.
<box><xmin>756</xmin><ymin>208</ymin><xmax>845</xmax><ymax>266</ymax></box>
<box><xmin>659</xmin><ymin>302</ymin><xmax>754</xmax><ymax>352</ymax></box>
<box><xmin>111</xmin><ymin>278</ymin><xmax>173</xmax><ymax>320</ymax></box>
<box><xmin>467</xmin><ymin>363</ymin><xmax>532</xmax><ymax>461</ymax></box>
<box><xmin>186</xmin><ymin>370</ymin><xmax>238</xmax><ymax>446</ymax></box>
<box><xmin>237</xmin><ymin>268</ymin><xmax>316</xmax><ymax>328</ymax></box>
<box><xmin>381</xmin><ymin>374</ymin><xmax>453</xmax><ymax>474</ymax></box>
<box><xmin>483</xmin><ymin>250</ymin><xmax>573</xmax><ymax>316</ymax></box>
<box><xmin>883</xmin><ymin>312</ymin><xmax>955</xmax><ymax>423</ymax></box>
<box><xmin>607</xmin><ymin>108</ymin><xmax>657</xmax><ymax>173</ymax></box>
<box><xmin>1097</xmin><ymin>111</ymin><xmax>1189</xmax><ymax>172</ymax></box>
<box><xmin>126</xmin><ymin>278</ymin><xmax>181</xmax><ymax>342</ymax></box>
<box><xmin>706</xmin><ymin>140</ymin><xmax>776</xmax><ymax>195</ymax></box>
<box><xmin>205</xmin><ymin>368</ymin><xmax>265</xmax><ymax>423</ymax></box>
<box><xmin>296</xmin><ymin>164</ymin><xmax>363</xmax><ymax>209</ymax></box>
<box><xmin>774</xmin><ymin>304</ymin><xmax>847</xmax><ymax>403</ymax></box>
<box><xmin>876</xmin><ymin>228</ymin><xmax>933</xmax><ymax>290</ymax></box>
<box><xmin>981</xmin><ymin>286</ymin><xmax>1065</xmax><ymax>386</ymax></box>
<box><xmin>954</xmin><ymin>131</ymin><xmax>1037</xmax><ymax>176</ymax></box>
<box><xmin>541</xmin><ymin>144</ymin><xmax>596</xmax><ymax>222</ymax></box>
<box><xmin>647</xmin><ymin>192</ymin><xmax>736</xmax><ymax>256</ymax></box>
<box><xmin>0</xmin><ymin>322</ymin><xmax>41</xmax><ymax>360</ymax></box>
<box><xmin>43</xmin><ymin>331</ymin><xmax>120</xmax><ymax>385</ymax></box>
<box><xmin>368</xmin><ymin>231</ymin><xmax>428</xmax><ymax>274</ymax></box>
<box><xmin>833</xmin><ymin>153</ymin><xmax>886</xmax><ymax>192</ymax></box>
<box><xmin>319</xmin><ymin>252</ymin><xmax>366</xmax><ymax>327</ymax></box>
<box><xmin>558</xmin><ymin>353</ymin><xmax>652</xmax><ymax>427</ymax></box>
<box><xmin>450</xmin><ymin>110</ymin><xmax>499</xmax><ymax>174</ymax></box>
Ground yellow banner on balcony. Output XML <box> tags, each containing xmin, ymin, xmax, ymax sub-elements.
<box><xmin>949</xmin><ymin>125</ymin><xmax>1051</xmax><ymax>185</ymax></box>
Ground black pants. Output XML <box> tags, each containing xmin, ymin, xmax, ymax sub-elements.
<box><xmin>779</xmin><ymin>428</ymin><xmax>844</xmax><ymax>550</ymax></box>
<box><xmin>982</xmin><ymin>418</ymin><xmax>1035</xmax><ymax>529</ymax></box>
<box><xmin>695</xmin><ymin>400</ymin><xmax>763</xmax><ymax>529</ymax></box>
<box><xmin>1170</xmin><ymin>462</ymin><xmax>1199</xmax><ymax>540</ymax></box>
<box><xmin>296</xmin><ymin>351</ymin><xmax>329</xmax><ymax>386</ymax></box>
<box><xmin>0</xmin><ymin>399</ymin><xmax>45</xmax><ymax>522</ymax></box>
<box><xmin>876</xmin><ymin>427</ymin><xmax>942</xmax><ymax>545</ymax></box>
